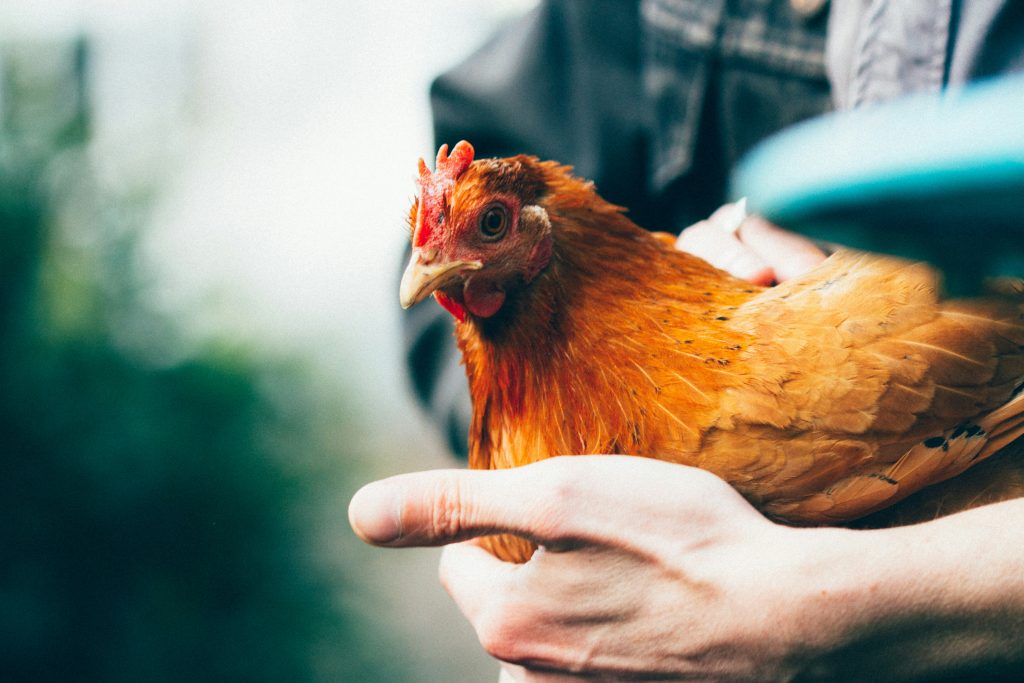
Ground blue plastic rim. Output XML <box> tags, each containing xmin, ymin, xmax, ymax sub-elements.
<box><xmin>731</xmin><ymin>73</ymin><xmax>1024</xmax><ymax>230</ymax></box>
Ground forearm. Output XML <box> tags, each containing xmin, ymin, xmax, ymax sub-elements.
<box><xmin>801</xmin><ymin>498</ymin><xmax>1024</xmax><ymax>681</ymax></box>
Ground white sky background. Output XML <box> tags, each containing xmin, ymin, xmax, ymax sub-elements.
<box><xmin>1</xmin><ymin>1</ymin><xmax>537</xmax><ymax>679</ymax></box>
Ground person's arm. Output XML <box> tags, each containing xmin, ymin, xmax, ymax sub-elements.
<box><xmin>350</xmin><ymin>456</ymin><xmax>1024</xmax><ymax>682</ymax></box>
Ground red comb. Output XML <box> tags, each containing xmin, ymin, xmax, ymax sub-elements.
<box><xmin>413</xmin><ymin>140</ymin><xmax>475</xmax><ymax>247</ymax></box>
<box><xmin>433</xmin><ymin>140</ymin><xmax>475</xmax><ymax>180</ymax></box>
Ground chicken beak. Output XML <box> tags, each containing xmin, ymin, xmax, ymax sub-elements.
<box><xmin>399</xmin><ymin>249</ymin><xmax>482</xmax><ymax>309</ymax></box>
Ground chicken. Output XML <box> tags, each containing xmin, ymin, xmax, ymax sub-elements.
<box><xmin>400</xmin><ymin>140</ymin><xmax>1024</xmax><ymax>563</ymax></box>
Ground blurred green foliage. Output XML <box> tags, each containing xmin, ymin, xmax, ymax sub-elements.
<box><xmin>0</xmin><ymin>40</ymin><xmax>404</xmax><ymax>682</ymax></box>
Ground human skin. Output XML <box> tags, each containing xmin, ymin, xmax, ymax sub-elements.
<box><xmin>673</xmin><ymin>203</ymin><xmax>830</xmax><ymax>285</ymax></box>
<box><xmin>351</xmin><ymin>217</ymin><xmax>1024</xmax><ymax>680</ymax></box>
<box><xmin>350</xmin><ymin>457</ymin><xmax>1024</xmax><ymax>681</ymax></box>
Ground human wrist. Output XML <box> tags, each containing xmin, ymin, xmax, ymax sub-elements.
<box><xmin>770</xmin><ymin>526</ymin><xmax>890</xmax><ymax>681</ymax></box>
<box><xmin>792</xmin><ymin>507</ymin><xmax>1024</xmax><ymax>681</ymax></box>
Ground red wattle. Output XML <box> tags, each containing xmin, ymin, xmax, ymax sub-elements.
<box><xmin>465</xmin><ymin>285</ymin><xmax>506</xmax><ymax>318</ymax></box>
<box><xmin>433</xmin><ymin>291</ymin><xmax>467</xmax><ymax>322</ymax></box>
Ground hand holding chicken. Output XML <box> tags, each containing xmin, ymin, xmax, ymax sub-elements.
<box><xmin>350</xmin><ymin>457</ymin><xmax>1024</xmax><ymax>681</ymax></box>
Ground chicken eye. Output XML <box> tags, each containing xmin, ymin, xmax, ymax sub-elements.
<box><xmin>479</xmin><ymin>205</ymin><xmax>508</xmax><ymax>240</ymax></box>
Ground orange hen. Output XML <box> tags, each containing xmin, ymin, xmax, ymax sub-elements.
<box><xmin>400</xmin><ymin>141</ymin><xmax>1024</xmax><ymax>563</ymax></box>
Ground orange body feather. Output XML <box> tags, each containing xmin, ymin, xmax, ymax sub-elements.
<box><xmin>404</xmin><ymin>144</ymin><xmax>1024</xmax><ymax>563</ymax></box>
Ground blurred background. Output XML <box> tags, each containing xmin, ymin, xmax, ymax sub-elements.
<box><xmin>0</xmin><ymin>1</ymin><xmax>536</xmax><ymax>680</ymax></box>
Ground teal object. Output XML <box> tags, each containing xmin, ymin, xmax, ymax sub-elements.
<box><xmin>731</xmin><ymin>74</ymin><xmax>1024</xmax><ymax>295</ymax></box>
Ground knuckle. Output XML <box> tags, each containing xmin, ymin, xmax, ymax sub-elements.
<box><xmin>675</xmin><ymin>224</ymin><xmax>707</xmax><ymax>251</ymax></box>
<box><xmin>531</xmin><ymin>460</ymin><xmax>582</xmax><ymax>529</ymax></box>
<box><xmin>476</xmin><ymin>605</ymin><xmax>523</xmax><ymax>662</ymax></box>
<box><xmin>675</xmin><ymin>223</ymin><xmax>708</xmax><ymax>239</ymax></box>
<box><xmin>541</xmin><ymin>458</ymin><xmax>580</xmax><ymax>503</ymax></box>
<box><xmin>483</xmin><ymin>615</ymin><xmax>590</xmax><ymax>674</ymax></box>
<box><xmin>429</xmin><ymin>472</ymin><xmax>468</xmax><ymax>540</ymax></box>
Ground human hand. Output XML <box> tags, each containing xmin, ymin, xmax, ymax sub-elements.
<box><xmin>349</xmin><ymin>457</ymin><xmax>861</xmax><ymax>681</ymax></box>
<box><xmin>676</xmin><ymin>200</ymin><xmax>828</xmax><ymax>285</ymax></box>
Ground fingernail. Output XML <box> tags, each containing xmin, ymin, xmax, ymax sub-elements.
<box><xmin>349</xmin><ymin>483</ymin><xmax>402</xmax><ymax>544</ymax></box>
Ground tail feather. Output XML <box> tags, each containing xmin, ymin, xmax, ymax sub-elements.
<box><xmin>977</xmin><ymin>426</ymin><xmax>1024</xmax><ymax>459</ymax></box>
<box><xmin>976</xmin><ymin>386</ymin><xmax>1024</xmax><ymax>431</ymax></box>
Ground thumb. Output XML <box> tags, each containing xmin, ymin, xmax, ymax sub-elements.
<box><xmin>348</xmin><ymin>466</ymin><xmax>554</xmax><ymax>547</ymax></box>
